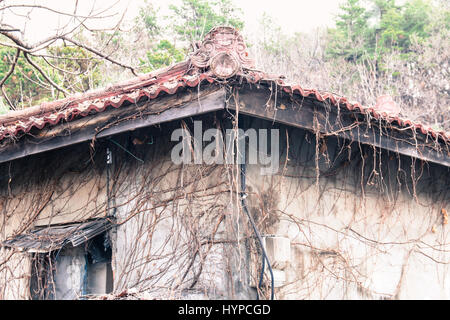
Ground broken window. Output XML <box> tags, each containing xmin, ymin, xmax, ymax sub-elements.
<box><xmin>2</xmin><ymin>219</ymin><xmax>113</xmax><ymax>300</ymax></box>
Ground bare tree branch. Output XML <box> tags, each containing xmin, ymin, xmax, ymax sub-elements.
<box><xmin>0</xmin><ymin>0</ymin><xmax>142</xmax><ymax>109</ymax></box>
<box><xmin>23</xmin><ymin>52</ymin><xmax>69</xmax><ymax>96</ymax></box>
<box><xmin>0</xmin><ymin>48</ymin><xmax>19</xmax><ymax>86</ymax></box>
<box><xmin>61</xmin><ymin>36</ymin><xmax>138</xmax><ymax>76</ymax></box>
<box><xmin>0</xmin><ymin>3</ymin><xmax>120</xmax><ymax>20</ymax></box>
<box><xmin>1</xmin><ymin>85</ymin><xmax>15</xmax><ymax>110</ymax></box>
<box><xmin>0</xmin><ymin>28</ymin><xmax>20</xmax><ymax>32</ymax></box>
<box><xmin>0</xmin><ymin>48</ymin><xmax>20</xmax><ymax>110</ymax></box>
<box><xmin>41</xmin><ymin>55</ymin><xmax>89</xmax><ymax>76</ymax></box>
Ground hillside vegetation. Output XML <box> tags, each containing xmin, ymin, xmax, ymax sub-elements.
<box><xmin>0</xmin><ymin>0</ymin><xmax>448</xmax><ymax>131</ymax></box>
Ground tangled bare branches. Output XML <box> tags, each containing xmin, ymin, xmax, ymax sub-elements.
<box><xmin>0</xmin><ymin>92</ymin><xmax>447</xmax><ymax>299</ymax></box>
<box><xmin>0</xmin><ymin>1</ymin><xmax>138</xmax><ymax>110</ymax></box>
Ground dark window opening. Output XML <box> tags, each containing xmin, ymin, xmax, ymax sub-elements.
<box><xmin>30</xmin><ymin>232</ymin><xmax>113</xmax><ymax>300</ymax></box>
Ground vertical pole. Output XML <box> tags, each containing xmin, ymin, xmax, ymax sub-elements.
<box><xmin>106</xmin><ymin>147</ymin><xmax>112</xmax><ymax>217</ymax></box>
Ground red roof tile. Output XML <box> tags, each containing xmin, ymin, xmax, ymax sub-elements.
<box><xmin>278</xmin><ymin>83</ymin><xmax>449</xmax><ymax>141</ymax></box>
<box><xmin>0</xmin><ymin>26</ymin><xmax>448</xmax><ymax>145</ymax></box>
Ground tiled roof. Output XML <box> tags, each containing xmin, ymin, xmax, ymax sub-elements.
<box><xmin>0</xmin><ymin>26</ymin><xmax>448</xmax><ymax>145</ymax></box>
<box><xmin>278</xmin><ymin>84</ymin><xmax>449</xmax><ymax>141</ymax></box>
<box><xmin>0</xmin><ymin>60</ymin><xmax>215</xmax><ymax>141</ymax></box>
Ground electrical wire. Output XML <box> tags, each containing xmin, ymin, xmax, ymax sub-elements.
<box><xmin>106</xmin><ymin>147</ymin><xmax>112</xmax><ymax>217</ymax></box>
<box><xmin>240</xmin><ymin>163</ymin><xmax>274</xmax><ymax>300</ymax></box>
<box><xmin>238</xmin><ymin>125</ymin><xmax>275</xmax><ymax>300</ymax></box>
<box><xmin>108</xmin><ymin>138</ymin><xmax>144</xmax><ymax>163</ymax></box>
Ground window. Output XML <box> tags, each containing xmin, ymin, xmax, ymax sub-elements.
<box><xmin>3</xmin><ymin>219</ymin><xmax>113</xmax><ymax>300</ymax></box>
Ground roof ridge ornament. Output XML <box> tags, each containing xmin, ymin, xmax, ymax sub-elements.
<box><xmin>190</xmin><ymin>26</ymin><xmax>254</xmax><ymax>79</ymax></box>
<box><xmin>374</xmin><ymin>95</ymin><xmax>400</xmax><ymax>117</ymax></box>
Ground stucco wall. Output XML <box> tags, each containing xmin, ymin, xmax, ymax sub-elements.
<box><xmin>0</xmin><ymin>114</ymin><xmax>448</xmax><ymax>300</ymax></box>
<box><xmin>0</xmin><ymin>142</ymin><xmax>108</xmax><ymax>299</ymax></box>
<box><xmin>0</xmin><ymin>118</ymin><xmax>253</xmax><ymax>299</ymax></box>
<box><xmin>244</xmin><ymin>117</ymin><xmax>449</xmax><ymax>299</ymax></box>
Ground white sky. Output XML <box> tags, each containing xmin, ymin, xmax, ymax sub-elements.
<box><xmin>238</xmin><ymin>0</ymin><xmax>344</xmax><ymax>34</ymax></box>
<box><xmin>0</xmin><ymin>0</ymin><xmax>345</xmax><ymax>43</ymax></box>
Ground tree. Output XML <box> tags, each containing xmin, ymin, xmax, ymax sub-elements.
<box><xmin>46</xmin><ymin>43</ymin><xmax>103</xmax><ymax>94</ymax></box>
<box><xmin>0</xmin><ymin>46</ymin><xmax>50</xmax><ymax>110</ymax></box>
<box><xmin>327</xmin><ymin>0</ymin><xmax>370</xmax><ymax>61</ymax></box>
<box><xmin>169</xmin><ymin>0</ymin><xmax>244</xmax><ymax>47</ymax></box>
<box><xmin>322</xmin><ymin>0</ymin><xmax>450</xmax><ymax>130</ymax></box>
<box><xmin>0</xmin><ymin>1</ymin><xmax>137</xmax><ymax>111</ymax></box>
<box><xmin>136</xmin><ymin>0</ymin><xmax>245</xmax><ymax>72</ymax></box>
<box><xmin>139</xmin><ymin>40</ymin><xmax>185</xmax><ymax>73</ymax></box>
<box><xmin>249</xmin><ymin>1</ymin><xmax>449</xmax><ymax>131</ymax></box>
<box><xmin>326</xmin><ymin>0</ymin><xmax>434</xmax><ymax>62</ymax></box>
<box><xmin>0</xmin><ymin>0</ymin><xmax>247</xmax><ymax>110</ymax></box>
<box><xmin>377</xmin><ymin>0</ymin><xmax>431</xmax><ymax>54</ymax></box>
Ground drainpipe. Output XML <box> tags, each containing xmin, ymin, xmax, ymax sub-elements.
<box><xmin>238</xmin><ymin>121</ymin><xmax>274</xmax><ymax>300</ymax></box>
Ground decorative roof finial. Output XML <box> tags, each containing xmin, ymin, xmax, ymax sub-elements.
<box><xmin>374</xmin><ymin>95</ymin><xmax>400</xmax><ymax>117</ymax></box>
<box><xmin>190</xmin><ymin>26</ymin><xmax>254</xmax><ymax>79</ymax></box>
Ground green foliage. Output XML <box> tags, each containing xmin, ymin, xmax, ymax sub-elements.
<box><xmin>426</xmin><ymin>0</ymin><xmax>450</xmax><ymax>34</ymax></box>
<box><xmin>169</xmin><ymin>0</ymin><xmax>244</xmax><ymax>45</ymax></box>
<box><xmin>0</xmin><ymin>43</ymin><xmax>103</xmax><ymax>110</ymax></box>
<box><xmin>136</xmin><ymin>0</ymin><xmax>245</xmax><ymax>73</ymax></box>
<box><xmin>327</xmin><ymin>0</ymin><xmax>370</xmax><ymax>60</ymax></box>
<box><xmin>47</xmin><ymin>45</ymin><xmax>103</xmax><ymax>93</ymax></box>
<box><xmin>0</xmin><ymin>47</ymin><xmax>55</xmax><ymax>108</ymax></box>
<box><xmin>258</xmin><ymin>12</ymin><xmax>287</xmax><ymax>55</ymax></box>
<box><xmin>97</xmin><ymin>30</ymin><xmax>125</xmax><ymax>48</ymax></box>
<box><xmin>379</xmin><ymin>0</ymin><xmax>430</xmax><ymax>52</ymax></box>
<box><xmin>137</xmin><ymin>0</ymin><xmax>160</xmax><ymax>38</ymax></box>
<box><xmin>139</xmin><ymin>40</ymin><xmax>185</xmax><ymax>72</ymax></box>
<box><xmin>326</xmin><ymin>0</ymin><xmax>435</xmax><ymax>62</ymax></box>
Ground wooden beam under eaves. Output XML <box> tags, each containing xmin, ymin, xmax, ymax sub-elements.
<box><xmin>0</xmin><ymin>87</ymin><xmax>226</xmax><ymax>164</ymax></box>
<box><xmin>0</xmin><ymin>83</ymin><xmax>448</xmax><ymax>168</ymax></box>
<box><xmin>228</xmin><ymin>86</ymin><xmax>450</xmax><ymax>168</ymax></box>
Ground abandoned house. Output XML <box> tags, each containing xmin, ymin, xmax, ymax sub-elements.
<box><xmin>0</xmin><ymin>27</ymin><xmax>448</xmax><ymax>300</ymax></box>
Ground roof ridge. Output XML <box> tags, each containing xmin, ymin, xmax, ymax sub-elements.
<box><xmin>0</xmin><ymin>60</ymin><xmax>190</xmax><ymax>125</ymax></box>
<box><xmin>0</xmin><ymin>26</ymin><xmax>447</xmax><ymax>144</ymax></box>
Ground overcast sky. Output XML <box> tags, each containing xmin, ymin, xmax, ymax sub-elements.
<box><xmin>149</xmin><ymin>0</ymin><xmax>345</xmax><ymax>34</ymax></box>
<box><xmin>1</xmin><ymin>0</ymin><xmax>345</xmax><ymax>42</ymax></box>
<box><xmin>238</xmin><ymin>0</ymin><xmax>344</xmax><ymax>33</ymax></box>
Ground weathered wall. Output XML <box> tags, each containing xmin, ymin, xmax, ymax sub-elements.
<box><xmin>0</xmin><ymin>247</ymin><xmax>30</xmax><ymax>299</ymax></box>
<box><xmin>110</xmin><ymin>143</ymin><xmax>238</xmax><ymax>298</ymax></box>
<box><xmin>0</xmin><ymin>115</ymin><xmax>253</xmax><ymax>300</ymax></box>
<box><xmin>0</xmin><ymin>112</ymin><xmax>448</xmax><ymax>300</ymax></box>
<box><xmin>105</xmin><ymin>118</ymin><xmax>256</xmax><ymax>299</ymax></box>
<box><xmin>0</xmin><ymin>142</ymin><xmax>108</xmax><ymax>299</ymax></box>
<box><xmin>244</xmin><ymin>117</ymin><xmax>449</xmax><ymax>299</ymax></box>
